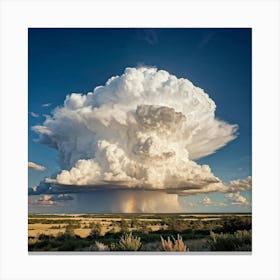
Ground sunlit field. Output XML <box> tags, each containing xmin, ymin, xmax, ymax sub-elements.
<box><xmin>28</xmin><ymin>213</ymin><xmax>252</xmax><ymax>252</ymax></box>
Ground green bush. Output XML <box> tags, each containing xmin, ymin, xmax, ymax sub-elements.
<box><xmin>65</xmin><ymin>224</ymin><xmax>75</xmax><ymax>236</ymax></box>
<box><xmin>208</xmin><ymin>230</ymin><xmax>252</xmax><ymax>251</ymax></box>
<box><xmin>222</xmin><ymin>217</ymin><xmax>251</xmax><ymax>233</ymax></box>
<box><xmin>88</xmin><ymin>222</ymin><xmax>102</xmax><ymax>238</ymax></box>
<box><xmin>120</xmin><ymin>219</ymin><xmax>130</xmax><ymax>233</ymax></box>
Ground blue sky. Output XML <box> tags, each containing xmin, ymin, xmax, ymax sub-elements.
<box><xmin>28</xmin><ymin>28</ymin><xmax>251</xmax><ymax>213</ymax></box>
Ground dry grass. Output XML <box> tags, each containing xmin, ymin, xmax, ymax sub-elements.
<box><xmin>160</xmin><ymin>234</ymin><xmax>189</xmax><ymax>252</ymax></box>
<box><xmin>95</xmin><ymin>241</ymin><xmax>110</xmax><ymax>251</ymax></box>
<box><xmin>118</xmin><ymin>232</ymin><xmax>142</xmax><ymax>251</ymax></box>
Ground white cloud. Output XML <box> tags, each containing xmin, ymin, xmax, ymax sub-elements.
<box><xmin>32</xmin><ymin>125</ymin><xmax>54</xmax><ymax>136</ymax></box>
<box><xmin>226</xmin><ymin>176</ymin><xmax>252</xmax><ymax>192</ymax></box>
<box><xmin>30</xmin><ymin>112</ymin><xmax>40</xmax><ymax>118</ymax></box>
<box><xmin>138</xmin><ymin>29</ymin><xmax>159</xmax><ymax>45</ymax></box>
<box><xmin>225</xmin><ymin>192</ymin><xmax>251</xmax><ymax>206</ymax></box>
<box><xmin>33</xmin><ymin>67</ymin><xmax>237</xmax><ymax>194</ymax></box>
<box><xmin>28</xmin><ymin>161</ymin><xmax>46</xmax><ymax>171</ymax></box>
<box><xmin>187</xmin><ymin>202</ymin><xmax>199</xmax><ymax>207</ymax></box>
<box><xmin>201</xmin><ymin>196</ymin><xmax>227</xmax><ymax>207</ymax></box>
<box><xmin>202</xmin><ymin>196</ymin><xmax>212</xmax><ymax>205</ymax></box>
<box><xmin>32</xmin><ymin>194</ymin><xmax>74</xmax><ymax>206</ymax></box>
<box><xmin>216</xmin><ymin>202</ymin><xmax>227</xmax><ymax>207</ymax></box>
<box><xmin>35</xmin><ymin>195</ymin><xmax>56</xmax><ymax>205</ymax></box>
<box><xmin>42</xmin><ymin>103</ymin><xmax>52</xmax><ymax>107</ymax></box>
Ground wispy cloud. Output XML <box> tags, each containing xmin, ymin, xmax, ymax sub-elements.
<box><xmin>197</xmin><ymin>31</ymin><xmax>216</xmax><ymax>49</ymax></box>
<box><xmin>137</xmin><ymin>29</ymin><xmax>159</xmax><ymax>45</ymax></box>
<box><xmin>42</xmin><ymin>103</ymin><xmax>52</xmax><ymax>107</ymax></box>
<box><xmin>28</xmin><ymin>161</ymin><xmax>46</xmax><ymax>171</ymax></box>
<box><xmin>202</xmin><ymin>196</ymin><xmax>212</xmax><ymax>206</ymax></box>
<box><xmin>187</xmin><ymin>201</ymin><xmax>199</xmax><ymax>208</ymax></box>
<box><xmin>30</xmin><ymin>112</ymin><xmax>40</xmax><ymax>118</ymax></box>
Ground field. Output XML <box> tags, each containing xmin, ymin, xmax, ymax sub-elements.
<box><xmin>28</xmin><ymin>213</ymin><xmax>252</xmax><ymax>252</ymax></box>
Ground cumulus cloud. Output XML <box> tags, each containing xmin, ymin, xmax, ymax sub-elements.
<box><xmin>32</xmin><ymin>194</ymin><xmax>74</xmax><ymax>206</ymax></box>
<box><xmin>225</xmin><ymin>192</ymin><xmax>251</xmax><ymax>206</ymax></box>
<box><xmin>28</xmin><ymin>161</ymin><xmax>46</xmax><ymax>171</ymax></box>
<box><xmin>35</xmin><ymin>195</ymin><xmax>56</xmax><ymax>205</ymax></box>
<box><xmin>226</xmin><ymin>176</ymin><xmax>252</xmax><ymax>192</ymax></box>
<box><xmin>33</xmin><ymin>67</ymin><xmax>237</xmax><ymax>194</ymax></box>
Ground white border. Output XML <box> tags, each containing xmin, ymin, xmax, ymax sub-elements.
<box><xmin>0</xmin><ymin>0</ymin><xmax>279</xmax><ymax>279</ymax></box>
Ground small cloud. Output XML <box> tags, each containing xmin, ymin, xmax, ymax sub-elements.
<box><xmin>36</xmin><ymin>195</ymin><xmax>56</xmax><ymax>205</ymax></box>
<box><xmin>137</xmin><ymin>29</ymin><xmax>159</xmax><ymax>45</ymax></box>
<box><xmin>28</xmin><ymin>161</ymin><xmax>46</xmax><ymax>171</ymax></box>
<box><xmin>52</xmin><ymin>194</ymin><xmax>74</xmax><ymax>201</ymax></box>
<box><xmin>187</xmin><ymin>201</ymin><xmax>199</xmax><ymax>208</ymax></box>
<box><xmin>45</xmin><ymin>177</ymin><xmax>56</xmax><ymax>183</ymax></box>
<box><xmin>201</xmin><ymin>196</ymin><xmax>227</xmax><ymax>207</ymax></box>
<box><xmin>197</xmin><ymin>31</ymin><xmax>216</xmax><ymax>49</ymax></box>
<box><xmin>32</xmin><ymin>194</ymin><xmax>74</xmax><ymax>206</ymax></box>
<box><xmin>225</xmin><ymin>192</ymin><xmax>251</xmax><ymax>206</ymax></box>
<box><xmin>32</xmin><ymin>125</ymin><xmax>54</xmax><ymax>136</ymax></box>
<box><xmin>30</xmin><ymin>112</ymin><xmax>40</xmax><ymax>118</ymax></box>
<box><xmin>42</xmin><ymin>103</ymin><xmax>52</xmax><ymax>107</ymax></box>
<box><xmin>202</xmin><ymin>196</ymin><xmax>212</xmax><ymax>206</ymax></box>
<box><xmin>226</xmin><ymin>176</ymin><xmax>252</xmax><ymax>192</ymax></box>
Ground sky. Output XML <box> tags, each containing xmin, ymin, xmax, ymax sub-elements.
<box><xmin>28</xmin><ymin>28</ymin><xmax>251</xmax><ymax>213</ymax></box>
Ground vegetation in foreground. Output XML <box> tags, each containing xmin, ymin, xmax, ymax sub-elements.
<box><xmin>28</xmin><ymin>214</ymin><xmax>252</xmax><ymax>252</ymax></box>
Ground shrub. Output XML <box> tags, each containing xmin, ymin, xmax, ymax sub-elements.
<box><xmin>208</xmin><ymin>230</ymin><xmax>252</xmax><ymax>251</ymax></box>
<box><xmin>160</xmin><ymin>234</ymin><xmax>188</xmax><ymax>251</ymax></box>
<box><xmin>131</xmin><ymin>218</ymin><xmax>140</xmax><ymax>229</ymax></box>
<box><xmin>120</xmin><ymin>219</ymin><xmax>130</xmax><ymax>233</ymax></box>
<box><xmin>65</xmin><ymin>224</ymin><xmax>75</xmax><ymax>236</ymax></box>
<box><xmin>168</xmin><ymin>219</ymin><xmax>187</xmax><ymax>232</ymax></box>
<box><xmin>139</xmin><ymin>223</ymin><xmax>150</xmax><ymax>234</ymax></box>
<box><xmin>38</xmin><ymin>233</ymin><xmax>52</xmax><ymax>240</ymax></box>
<box><xmin>88</xmin><ymin>222</ymin><xmax>102</xmax><ymax>238</ymax></box>
<box><xmin>222</xmin><ymin>217</ymin><xmax>251</xmax><ymax>233</ymax></box>
<box><xmin>95</xmin><ymin>241</ymin><xmax>109</xmax><ymax>251</ymax></box>
<box><xmin>118</xmin><ymin>232</ymin><xmax>142</xmax><ymax>251</ymax></box>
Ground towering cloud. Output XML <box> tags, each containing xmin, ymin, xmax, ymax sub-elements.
<box><xmin>33</xmin><ymin>67</ymin><xmax>237</xmax><ymax>195</ymax></box>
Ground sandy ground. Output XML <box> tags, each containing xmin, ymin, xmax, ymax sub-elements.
<box><xmin>28</xmin><ymin>215</ymin><xmax>165</xmax><ymax>238</ymax></box>
<box><xmin>28</xmin><ymin>214</ymin><xmax>250</xmax><ymax>239</ymax></box>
